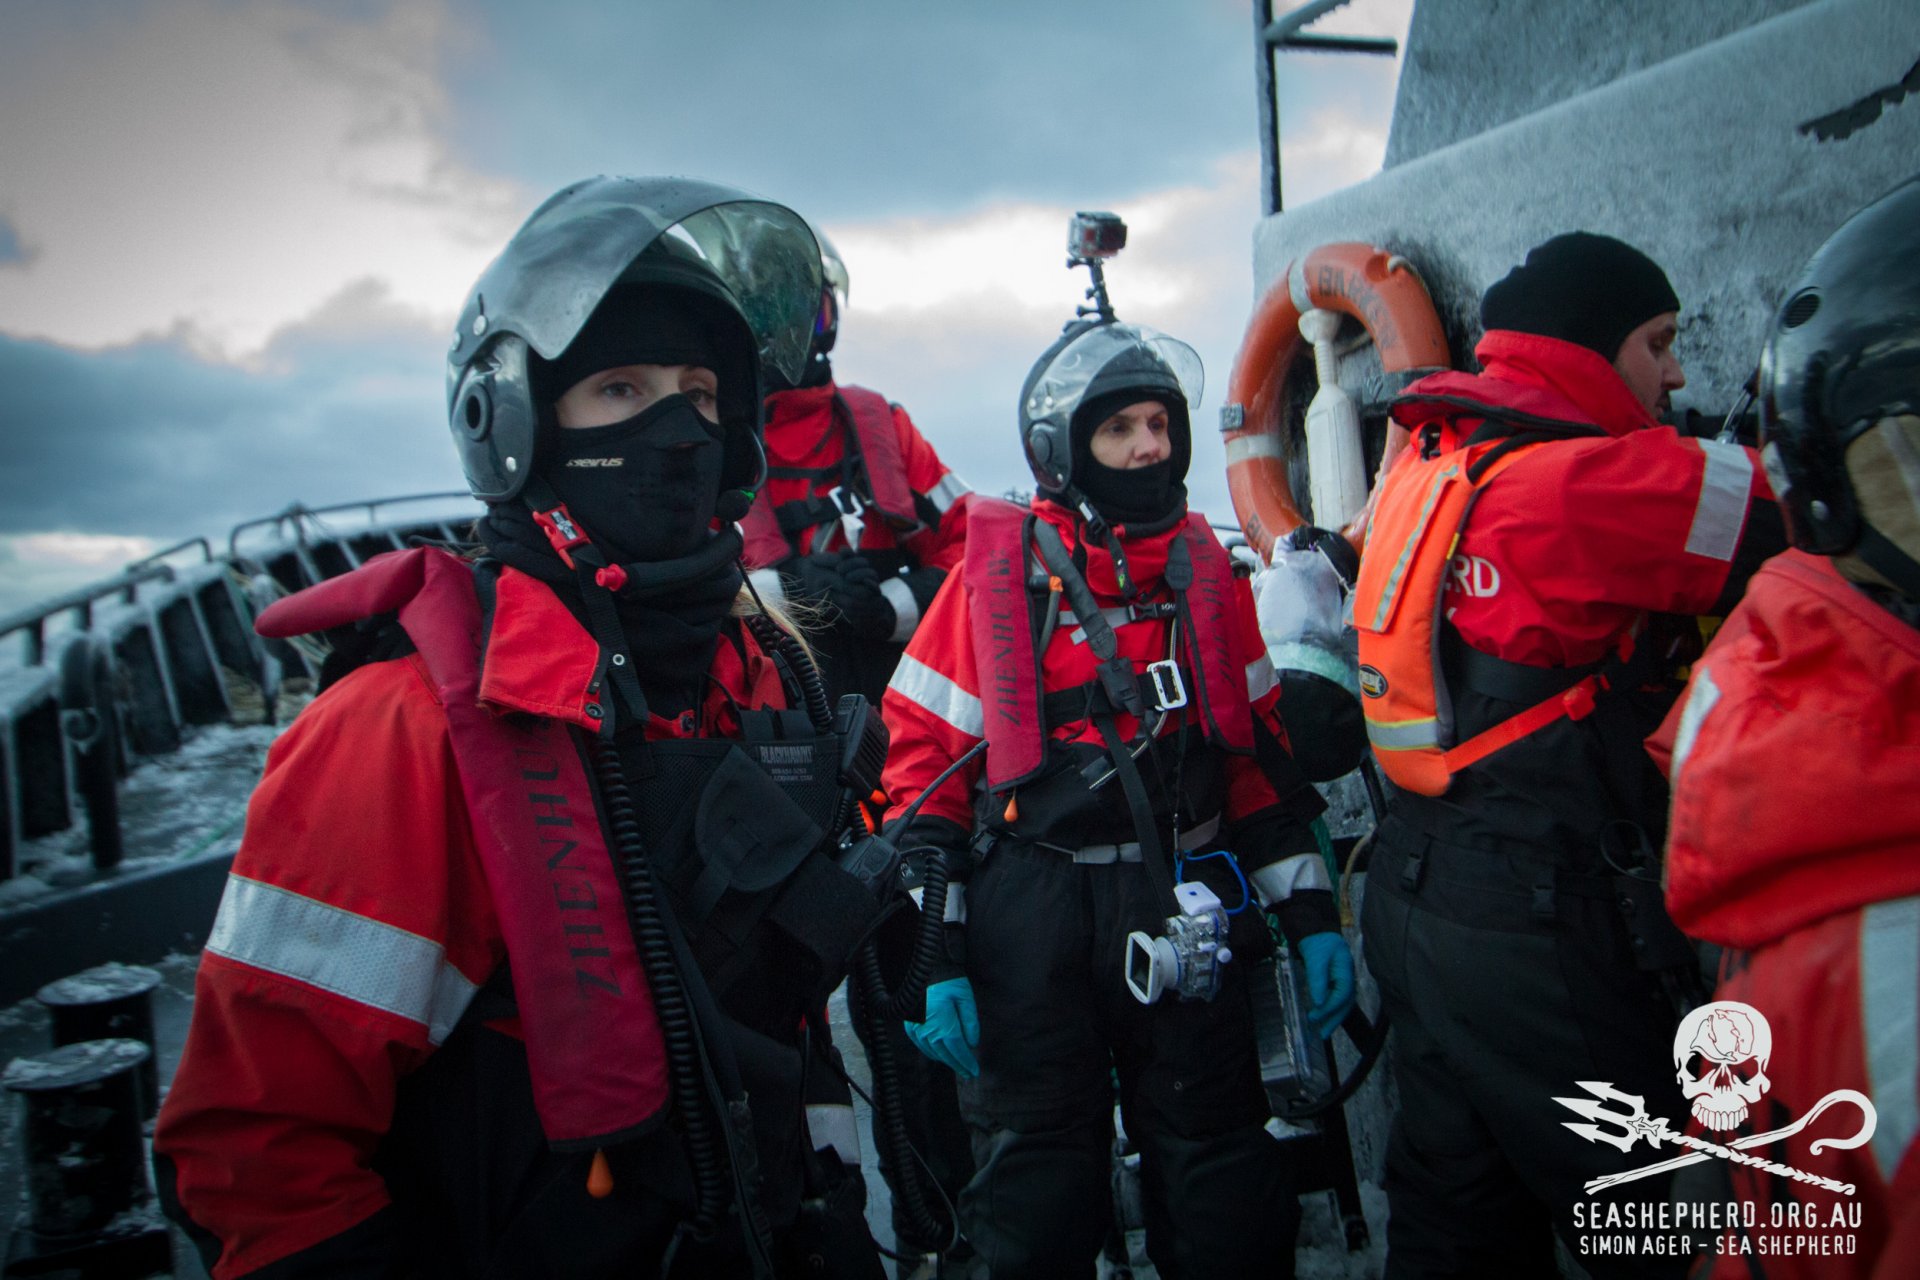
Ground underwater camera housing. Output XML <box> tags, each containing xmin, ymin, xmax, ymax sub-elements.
<box><xmin>1125</xmin><ymin>882</ymin><xmax>1233</xmax><ymax>1004</ymax></box>
<box><xmin>1067</xmin><ymin>211</ymin><xmax>1128</xmax><ymax>323</ymax></box>
<box><xmin>1067</xmin><ymin>210</ymin><xmax>1127</xmax><ymax>261</ymax></box>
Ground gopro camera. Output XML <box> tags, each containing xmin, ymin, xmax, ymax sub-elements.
<box><xmin>1068</xmin><ymin>211</ymin><xmax>1127</xmax><ymax>262</ymax></box>
<box><xmin>1125</xmin><ymin>882</ymin><xmax>1234</xmax><ymax>1005</ymax></box>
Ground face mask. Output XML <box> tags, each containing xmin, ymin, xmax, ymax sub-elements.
<box><xmin>542</xmin><ymin>395</ymin><xmax>724</xmax><ymax>564</ymax></box>
<box><xmin>1078</xmin><ymin>459</ymin><xmax>1182</xmax><ymax>526</ymax></box>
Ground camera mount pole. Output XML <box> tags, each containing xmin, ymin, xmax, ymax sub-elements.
<box><xmin>1073</xmin><ymin>255</ymin><xmax>1117</xmax><ymax>322</ymax></box>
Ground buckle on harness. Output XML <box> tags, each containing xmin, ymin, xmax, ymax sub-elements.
<box><xmin>531</xmin><ymin>505</ymin><xmax>591</xmax><ymax>569</ymax></box>
<box><xmin>1561</xmin><ymin>678</ymin><xmax>1599</xmax><ymax>721</ymax></box>
<box><xmin>1146</xmin><ymin>660</ymin><xmax>1187</xmax><ymax>712</ymax></box>
<box><xmin>827</xmin><ymin>485</ymin><xmax>866</xmax><ymax>517</ymax></box>
<box><xmin>826</xmin><ymin>485</ymin><xmax>866</xmax><ymax>551</ymax></box>
<box><xmin>1127</xmin><ymin>601</ymin><xmax>1178</xmax><ymax>622</ymax></box>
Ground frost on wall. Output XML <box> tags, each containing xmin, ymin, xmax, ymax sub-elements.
<box><xmin>1384</xmin><ymin>0</ymin><xmax>1818</xmax><ymax>168</ymax></box>
<box><xmin>1252</xmin><ymin>0</ymin><xmax>1920</xmax><ymax>418</ymax></box>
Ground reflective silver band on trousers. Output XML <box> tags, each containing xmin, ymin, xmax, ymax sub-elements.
<box><xmin>1044</xmin><ymin>813</ymin><xmax>1222</xmax><ymax>864</ymax></box>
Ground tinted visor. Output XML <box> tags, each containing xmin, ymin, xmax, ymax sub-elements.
<box><xmin>1023</xmin><ymin>323</ymin><xmax>1204</xmax><ymax>429</ymax></box>
<box><xmin>449</xmin><ymin>176</ymin><xmax>823</xmax><ymax>391</ymax></box>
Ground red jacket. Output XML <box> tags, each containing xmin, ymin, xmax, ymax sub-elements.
<box><xmin>1649</xmin><ymin>552</ymin><xmax>1920</xmax><ymax>1277</ymax></box>
<box><xmin>154</xmin><ymin>561</ymin><xmax>787</xmax><ymax>1278</ymax></box>
<box><xmin>881</xmin><ymin>499</ymin><xmax>1317</xmax><ymax>886</ymax></box>
<box><xmin>750</xmin><ymin>382</ymin><xmax>969</xmax><ymax>569</ymax></box>
<box><xmin>1393</xmin><ymin>331</ymin><xmax>1773</xmax><ymax>668</ymax></box>
<box><xmin>1376</xmin><ymin>331</ymin><xmax>1780</xmax><ymax>851</ymax></box>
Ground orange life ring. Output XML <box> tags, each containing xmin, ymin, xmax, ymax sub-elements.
<box><xmin>1223</xmin><ymin>242</ymin><xmax>1451</xmax><ymax>560</ymax></box>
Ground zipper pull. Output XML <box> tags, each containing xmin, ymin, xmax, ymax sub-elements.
<box><xmin>587</xmin><ymin>1149</ymin><xmax>614</xmax><ymax>1198</ymax></box>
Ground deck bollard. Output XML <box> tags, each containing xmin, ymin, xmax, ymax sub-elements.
<box><xmin>35</xmin><ymin>964</ymin><xmax>163</xmax><ymax>1119</ymax></box>
<box><xmin>2</xmin><ymin>1039</ymin><xmax>171</xmax><ymax>1277</ymax></box>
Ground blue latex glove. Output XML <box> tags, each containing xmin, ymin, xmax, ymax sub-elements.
<box><xmin>1298</xmin><ymin>932</ymin><xmax>1355</xmax><ymax>1040</ymax></box>
<box><xmin>903</xmin><ymin>977</ymin><xmax>980</xmax><ymax>1078</ymax></box>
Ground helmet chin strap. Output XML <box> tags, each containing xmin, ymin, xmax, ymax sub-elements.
<box><xmin>1051</xmin><ymin>476</ymin><xmax>1192</xmax><ymax>605</ymax></box>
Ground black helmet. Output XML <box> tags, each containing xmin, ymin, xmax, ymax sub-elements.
<box><xmin>1017</xmin><ymin>320</ymin><xmax>1204</xmax><ymax>497</ymax></box>
<box><xmin>765</xmin><ymin>221</ymin><xmax>849</xmax><ymax>392</ymax></box>
<box><xmin>812</xmin><ymin>224</ymin><xmax>850</xmax><ymax>359</ymax></box>
<box><xmin>446</xmin><ymin>176</ymin><xmax>823</xmax><ymax>503</ymax></box>
<box><xmin>1759</xmin><ymin>174</ymin><xmax>1920</xmax><ymax>591</ymax></box>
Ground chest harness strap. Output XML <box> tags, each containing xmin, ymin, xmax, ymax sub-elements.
<box><xmin>1027</xmin><ymin>518</ymin><xmax>1192</xmax><ymax>913</ymax></box>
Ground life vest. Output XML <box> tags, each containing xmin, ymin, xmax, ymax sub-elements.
<box><xmin>1354</xmin><ymin>436</ymin><xmax>1630</xmax><ymax>796</ymax></box>
<box><xmin>257</xmin><ymin>547</ymin><xmax>669</xmax><ymax>1148</ymax></box>
<box><xmin>742</xmin><ymin>385</ymin><xmax>918</xmax><ymax>566</ymax></box>
<box><xmin>961</xmin><ymin>498</ymin><xmax>1254</xmax><ymax>795</ymax></box>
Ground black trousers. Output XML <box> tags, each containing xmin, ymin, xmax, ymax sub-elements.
<box><xmin>372</xmin><ymin>1016</ymin><xmax>883</xmax><ymax>1280</ymax></box>
<box><xmin>957</xmin><ymin>840</ymin><xmax>1297</xmax><ymax>1280</ymax></box>
<box><xmin>1361</xmin><ymin>819</ymin><xmax>1690</xmax><ymax>1280</ymax></box>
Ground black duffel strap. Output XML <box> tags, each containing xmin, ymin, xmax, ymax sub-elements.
<box><xmin>772</xmin><ymin>495</ymin><xmax>847</xmax><ymax>536</ymax></box>
<box><xmin>1443</xmin><ymin>631</ymin><xmax>1603</xmax><ymax>706</ymax></box>
<box><xmin>1031</xmin><ymin>519</ymin><xmax>1144</xmax><ymax>720</ymax></box>
<box><xmin>1090</xmin><ymin>711</ymin><xmax>1180</xmax><ymax>915</ymax></box>
<box><xmin>1042</xmin><ymin>671</ymin><xmax>1182</xmax><ymax>728</ymax></box>
<box><xmin>765</xmin><ymin>462</ymin><xmax>845</xmax><ymax>481</ymax></box>
<box><xmin>1442</xmin><ymin>620</ymin><xmax>1656</xmax><ymax>710</ymax></box>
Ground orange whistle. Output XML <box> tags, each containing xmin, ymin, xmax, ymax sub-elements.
<box><xmin>1003</xmin><ymin>792</ymin><xmax>1019</xmax><ymax>823</ymax></box>
<box><xmin>587</xmin><ymin>1149</ymin><xmax>614</xmax><ymax>1198</ymax></box>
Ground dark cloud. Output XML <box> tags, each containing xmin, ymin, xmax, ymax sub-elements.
<box><xmin>1</xmin><ymin>0</ymin><xmax>1406</xmax><ymax>576</ymax></box>
<box><xmin>0</xmin><ymin>295</ymin><xmax>466</xmax><ymax>544</ymax></box>
<box><xmin>442</xmin><ymin>1</ymin><xmax>1305</xmax><ymax>221</ymax></box>
<box><xmin>0</xmin><ymin>215</ymin><xmax>25</xmax><ymax>266</ymax></box>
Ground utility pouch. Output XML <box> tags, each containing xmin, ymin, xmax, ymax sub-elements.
<box><xmin>665</xmin><ymin>746</ymin><xmax>887</xmax><ymax>1031</ymax></box>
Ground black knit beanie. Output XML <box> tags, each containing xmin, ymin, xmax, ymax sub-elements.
<box><xmin>546</xmin><ymin>285</ymin><xmax>723</xmax><ymax>398</ymax></box>
<box><xmin>1480</xmin><ymin>232</ymin><xmax>1681</xmax><ymax>361</ymax></box>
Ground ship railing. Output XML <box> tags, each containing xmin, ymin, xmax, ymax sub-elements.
<box><xmin>0</xmin><ymin>494</ymin><xmax>479</xmax><ymax>1004</ymax></box>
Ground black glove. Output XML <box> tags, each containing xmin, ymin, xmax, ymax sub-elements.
<box><xmin>780</xmin><ymin>552</ymin><xmax>896</xmax><ymax>639</ymax></box>
<box><xmin>1276</xmin><ymin>670</ymin><xmax>1366</xmax><ymax>783</ymax></box>
<box><xmin>1282</xmin><ymin>523</ymin><xmax>1360</xmax><ymax>591</ymax></box>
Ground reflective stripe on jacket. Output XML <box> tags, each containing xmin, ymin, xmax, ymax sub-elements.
<box><xmin>155</xmin><ymin>550</ymin><xmax>785</xmax><ymax>1277</ymax></box>
<box><xmin>880</xmin><ymin>499</ymin><xmax>1307</xmax><ymax>879</ymax></box>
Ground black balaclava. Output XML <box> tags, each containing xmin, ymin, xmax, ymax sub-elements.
<box><xmin>537</xmin><ymin>284</ymin><xmax>731</xmax><ymax>565</ymax></box>
<box><xmin>1069</xmin><ymin>388</ymin><xmax>1189</xmax><ymax>529</ymax></box>
<box><xmin>1480</xmin><ymin>231</ymin><xmax>1681</xmax><ymax>361</ymax></box>
<box><xmin>543</xmin><ymin>398</ymin><xmax>724</xmax><ymax>565</ymax></box>
<box><xmin>481</xmin><ymin>284</ymin><xmax>746</xmax><ymax>716</ymax></box>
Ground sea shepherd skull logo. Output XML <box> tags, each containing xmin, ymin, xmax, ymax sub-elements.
<box><xmin>1554</xmin><ymin>1001</ymin><xmax>1878</xmax><ymax>1196</ymax></box>
<box><xmin>1676</xmin><ymin>1001</ymin><xmax>1770</xmax><ymax>1131</ymax></box>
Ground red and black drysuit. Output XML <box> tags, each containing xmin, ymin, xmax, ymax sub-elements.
<box><xmin>1359</xmin><ymin>330</ymin><xmax>1784</xmax><ymax>1279</ymax></box>
<box><xmin>745</xmin><ymin>383</ymin><xmax>969</xmax><ymax>706</ymax></box>
<box><xmin>880</xmin><ymin>496</ymin><xmax>1335</xmax><ymax>1279</ymax></box>
<box><xmin>154</xmin><ymin>548</ymin><xmax>878</xmax><ymax>1279</ymax></box>
<box><xmin>746</xmin><ymin>380</ymin><xmax>977</xmax><ymax>1258</ymax></box>
<box><xmin>1647</xmin><ymin>551</ymin><xmax>1920</xmax><ymax>1279</ymax></box>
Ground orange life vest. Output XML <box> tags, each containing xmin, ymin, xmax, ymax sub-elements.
<box><xmin>1353</xmin><ymin>438</ymin><xmax>1623</xmax><ymax>795</ymax></box>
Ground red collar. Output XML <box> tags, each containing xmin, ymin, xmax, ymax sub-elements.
<box><xmin>1033</xmin><ymin>500</ymin><xmax>1183</xmax><ymax>601</ymax></box>
<box><xmin>1393</xmin><ymin>331</ymin><xmax>1660</xmax><ymax>443</ymax></box>
<box><xmin>477</xmin><ymin>567</ymin><xmax>783</xmax><ymax>736</ymax></box>
<box><xmin>1471</xmin><ymin>331</ymin><xmax>1660</xmax><ymax>438</ymax></box>
<box><xmin>762</xmin><ymin>384</ymin><xmax>841</xmax><ymax>461</ymax></box>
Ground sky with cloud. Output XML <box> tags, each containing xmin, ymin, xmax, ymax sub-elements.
<box><xmin>0</xmin><ymin>0</ymin><xmax>1412</xmax><ymax>613</ymax></box>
